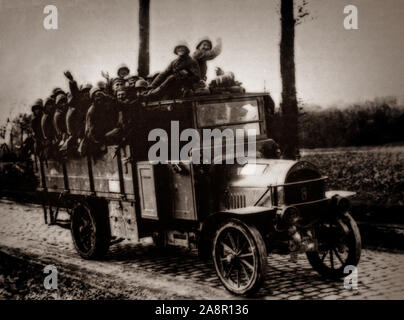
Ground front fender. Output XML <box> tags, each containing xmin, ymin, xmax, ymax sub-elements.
<box><xmin>326</xmin><ymin>190</ymin><xmax>356</xmax><ymax>199</ymax></box>
<box><xmin>198</xmin><ymin>206</ymin><xmax>275</xmax><ymax>259</ymax></box>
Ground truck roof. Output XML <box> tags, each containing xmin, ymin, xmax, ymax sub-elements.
<box><xmin>143</xmin><ymin>92</ymin><xmax>271</xmax><ymax>107</ymax></box>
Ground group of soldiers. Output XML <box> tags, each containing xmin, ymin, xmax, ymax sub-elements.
<box><xmin>30</xmin><ymin>38</ymin><xmax>223</xmax><ymax>159</ymax></box>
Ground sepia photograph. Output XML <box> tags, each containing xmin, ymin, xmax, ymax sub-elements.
<box><xmin>0</xmin><ymin>0</ymin><xmax>403</xmax><ymax>307</ymax></box>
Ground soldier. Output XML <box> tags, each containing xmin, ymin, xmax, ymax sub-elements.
<box><xmin>126</xmin><ymin>75</ymin><xmax>140</xmax><ymax>99</ymax></box>
<box><xmin>51</xmin><ymin>87</ymin><xmax>65</xmax><ymax>100</ymax></box>
<box><xmin>83</xmin><ymin>87</ymin><xmax>117</xmax><ymax>150</ymax></box>
<box><xmin>192</xmin><ymin>37</ymin><xmax>222</xmax><ymax>81</ymax></box>
<box><xmin>109</xmin><ymin>64</ymin><xmax>131</xmax><ymax>95</ymax></box>
<box><xmin>147</xmin><ymin>41</ymin><xmax>201</xmax><ymax>99</ymax></box>
<box><xmin>41</xmin><ymin>97</ymin><xmax>56</xmax><ymax>141</ymax></box>
<box><xmin>41</xmin><ymin>97</ymin><xmax>57</xmax><ymax>158</ymax></box>
<box><xmin>112</xmin><ymin>77</ymin><xmax>126</xmax><ymax>95</ymax></box>
<box><xmin>53</xmin><ymin>93</ymin><xmax>68</xmax><ymax>145</ymax></box>
<box><xmin>30</xmin><ymin>99</ymin><xmax>44</xmax><ymax>156</ymax></box>
<box><xmin>117</xmin><ymin>64</ymin><xmax>130</xmax><ymax>79</ymax></box>
<box><xmin>105</xmin><ymin>80</ymin><xmax>147</xmax><ymax>146</ymax></box>
<box><xmin>127</xmin><ymin>75</ymin><xmax>140</xmax><ymax>88</ymax></box>
<box><xmin>62</xmin><ymin>71</ymin><xmax>92</xmax><ymax>154</ymax></box>
<box><xmin>135</xmin><ymin>79</ymin><xmax>148</xmax><ymax>95</ymax></box>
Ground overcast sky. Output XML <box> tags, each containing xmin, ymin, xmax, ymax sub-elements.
<box><xmin>0</xmin><ymin>0</ymin><xmax>403</xmax><ymax>120</ymax></box>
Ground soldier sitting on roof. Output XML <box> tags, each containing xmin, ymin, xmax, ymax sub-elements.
<box><xmin>192</xmin><ymin>37</ymin><xmax>222</xmax><ymax>82</ymax></box>
<box><xmin>146</xmin><ymin>41</ymin><xmax>201</xmax><ymax>100</ymax></box>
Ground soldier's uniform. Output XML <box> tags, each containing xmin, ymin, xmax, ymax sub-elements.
<box><xmin>105</xmin><ymin>80</ymin><xmax>147</xmax><ymax>145</ymax></box>
<box><xmin>65</xmin><ymin>81</ymin><xmax>92</xmax><ymax>142</ymax></box>
<box><xmin>30</xmin><ymin>99</ymin><xmax>44</xmax><ymax>156</ymax></box>
<box><xmin>192</xmin><ymin>37</ymin><xmax>222</xmax><ymax>81</ymax></box>
<box><xmin>148</xmin><ymin>42</ymin><xmax>201</xmax><ymax>99</ymax></box>
<box><xmin>41</xmin><ymin>97</ymin><xmax>56</xmax><ymax>142</ymax></box>
<box><xmin>40</xmin><ymin>97</ymin><xmax>57</xmax><ymax>158</ymax></box>
<box><xmin>53</xmin><ymin>93</ymin><xmax>68</xmax><ymax>144</ymax></box>
<box><xmin>84</xmin><ymin>88</ymin><xmax>117</xmax><ymax>145</ymax></box>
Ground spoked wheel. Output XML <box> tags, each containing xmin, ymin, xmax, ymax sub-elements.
<box><xmin>71</xmin><ymin>202</ymin><xmax>110</xmax><ymax>259</ymax></box>
<box><xmin>212</xmin><ymin>219</ymin><xmax>267</xmax><ymax>296</ymax></box>
<box><xmin>307</xmin><ymin>212</ymin><xmax>361</xmax><ymax>279</ymax></box>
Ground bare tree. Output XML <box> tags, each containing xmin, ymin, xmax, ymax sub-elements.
<box><xmin>279</xmin><ymin>0</ymin><xmax>309</xmax><ymax>159</ymax></box>
<box><xmin>280</xmin><ymin>0</ymin><xmax>298</xmax><ymax>159</ymax></box>
<box><xmin>138</xmin><ymin>0</ymin><xmax>150</xmax><ymax>78</ymax></box>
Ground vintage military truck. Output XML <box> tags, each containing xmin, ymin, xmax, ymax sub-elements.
<box><xmin>34</xmin><ymin>92</ymin><xmax>361</xmax><ymax>296</ymax></box>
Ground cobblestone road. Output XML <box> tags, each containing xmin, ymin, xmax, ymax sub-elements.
<box><xmin>0</xmin><ymin>200</ymin><xmax>403</xmax><ymax>300</ymax></box>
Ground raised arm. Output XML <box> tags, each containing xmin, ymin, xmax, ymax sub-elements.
<box><xmin>64</xmin><ymin>71</ymin><xmax>80</xmax><ymax>97</ymax></box>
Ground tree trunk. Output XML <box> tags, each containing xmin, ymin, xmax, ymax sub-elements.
<box><xmin>280</xmin><ymin>0</ymin><xmax>299</xmax><ymax>159</ymax></box>
<box><xmin>138</xmin><ymin>0</ymin><xmax>150</xmax><ymax>78</ymax></box>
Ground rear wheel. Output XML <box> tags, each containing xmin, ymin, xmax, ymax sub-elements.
<box><xmin>70</xmin><ymin>202</ymin><xmax>110</xmax><ymax>259</ymax></box>
<box><xmin>212</xmin><ymin>219</ymin><xmax>267</xmax><ymax>296</ymax></box>
<box><xmin>307</xmin><ymin>212</ymin><xmax>361</xmax><ymax>279</ymax></box>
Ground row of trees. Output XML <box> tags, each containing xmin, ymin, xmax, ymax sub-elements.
<box><xmin>0</xmin><ymin>114</ymin><xmax>32</xmax><ymax>151</ymax></box>
<box><xmin>298</xmin><ymin>98</ymin><xmax>404</xmax><ymax>148</ymax></box>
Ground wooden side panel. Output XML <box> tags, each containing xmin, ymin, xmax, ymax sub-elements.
<box><xmin>65</xmin><ymin>157</ymin><xmax>92</xmax><ymax>192</ymax></box>
<box><xmin>43</xmin><ymin>160</ymin><xmax>65</xmax><ymax>191</ymax></box>
<box><xmin>92</xmin><ymin>146</ymin><xmax>120</xmax><ymax>195</ymax></box>
<box><xmin>169</xmin><ymin>162</ymin><xmax>197</xmax><ymax>221</ymax></box>
<box><xmin>137</xmin><ymin>162</ymin><xmax>159</xmax><ymax>220</ymax></box>
<box><xmin>120</xmin><ymin>145</ymin><xmax>135</xmax><ymax>198</ymax></box>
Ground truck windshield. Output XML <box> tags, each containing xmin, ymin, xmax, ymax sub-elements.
<box><xmin>197</xmin><ymin>99</ymin><xmax>261</xmax><ymax>135</ymax></box>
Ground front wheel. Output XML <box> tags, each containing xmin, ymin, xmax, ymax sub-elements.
<box><xmin>70</xmin><ymin>202</ymin><xmax>110</xmax><ymax>259</ymax></box>
<box><xmin>307</xmin><ymin>212</ymin><xmax>361</xmax><ymax>279</ymax></box>
<box><xmin>212</xmin><ymin>218</ymin><xmax>267</xmax><ymax>296</ymax></box>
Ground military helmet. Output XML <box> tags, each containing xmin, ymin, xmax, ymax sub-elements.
<box><xmin>52</xmin><ymin>87</ymin><xmax>65</xmax><ymax>97</ymax></box>
<box><xmin>55</xmin><ymin>93</ymin><xmax>67</xmax><ymax>105</ymax></box>
<box><xmin>117</xmin><ymin>64</ymin><xmax>130</xmax><ymax>78</ymax></box>
<box><xmin>196</xmin><ymin>37</ymin><xmax>212</xmax><ymax>50</ymax></box>
<box><xmin>44</xmin><ymin>97</ymin><xmax>54</xmax><ymax>106</ymax></box>
<box><xmin>31</xmin><ymin>99</ymin><xmax>43</xmax><ymax>113</ymax></box>
<box><xmin>43</xmin><ymin>97</ymin><xmax>55</xmax><ymax>113</ymax></box>
<box><xmin>174</xmin><ymin>41</ymin><xmax>190</xmax><ymax>55</ymax></box>
<box><xmin>97</xmin><ymin>81</ymin><xmax>107</xmax><ymax>90</ymax></box>
<box><xmin>112</xmin><ymin>77</ymin><xmax>125</xmax><ymax>85</ymax></box>
<box><xmin>80</xmin><ymin>83</ymin><xmax>93</xmax><ymax>92</ymax></box>
<box><xmin>89</xmin><ymin>87</ymin><xmax>103</xmax><ymax>100</ymax></box>
<box><xmin>135</xmin><ymin>79</ymin><xmax>148</xmax><ymax>89</ymax></box>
